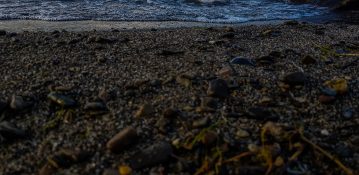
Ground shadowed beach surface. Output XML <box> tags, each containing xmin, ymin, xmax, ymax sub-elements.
<box><xmin>0</xmin><ymin>21</ymin><xmax>358</xmax><ymax>175</ymax></box>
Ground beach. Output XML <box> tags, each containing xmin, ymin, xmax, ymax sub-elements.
<box><xmin>0</xmin><ymin>21</ymin><xmax>358</xmax><ymax>175</ymax></box>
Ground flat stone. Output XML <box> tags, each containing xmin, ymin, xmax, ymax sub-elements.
<box><xmin>207</xmin><ymin>79</ymin><xmax>230</xmax><ymax>98</ymax></box>
<box><xmin>236</xmin><ymin>129</ymin><xmax>250</xmax><ymax>138</ymax></box>
<box><xmin>230</xmin><ymin>57</ymin><xmax>256</xmax><ymax>66</ymax></box>
<box><xmin>283</xmin><ymin>72</ymin><xmax>307</xmax><ymax>86</ymax></box>
<box><xmin>84</xmin><ymin>102</ymin><xmax>107</xmax><ymax>111</ymax></box>
<box><xmin>129</xmin><ymin>142</ymin><xmax>173</xmax><ymax>170</ymax></box>
<box><xmin>47</xmin><ymin>92</ymin><xmax>77</xmax><ymax>107</ymax></box>
<box><xmin>106</xmin><ymin>127</ymin><xmax>138</xmax><ymax>153</ymax></box>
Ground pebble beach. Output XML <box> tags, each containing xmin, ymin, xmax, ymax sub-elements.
<box><xmin>0</xmin><ymin>21</ymin><xmax>358</xmax><ymax>175</ymax></box>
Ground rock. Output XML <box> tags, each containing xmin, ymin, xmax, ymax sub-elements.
<box><xmin>320</xmin><ymin>129</ymin><xmax>330</xmax><ymax>136</ymax></box>
<box><xmin>247</xmin><ymin>107</ymin><xmax>278</xmax><ymax>121</ymax></box>
<box><xmin>129</xmin><ymin>142</ymin><xmax>173</xmax><ymax>170</ymax></box>
<box><xmin>236</xmin><ymin>129</ymin><xmax>250</xmax><ymax>138</ymax></box>
<box><xmin>202</xmin><ymin>131</ymin><xmax>218</xmax><ymax>146</ymax></box>
<box><xmin>342</xmin><ymin>108</ymin><xmax>354</xmax><ymax>119</ymax></box>
<box><xmin>319</xmin><ymin>95</ymin><xmax>336</xmax><ymax>104</ymax></box>
<box><xmin>176</xmin><ymin>74</ymin><xmax>192</xmax><ymax>88</ymax></box>
<box><xmin>321</xmin><ymin>87</ymin><xmax>337</xmax><ymax>96</ymax></box>
<box><xmin>324</xmin><ymin>78</ymin><xmax>348</xmax><ymax>95</ymax></box>
<box><xmin>221</xmin><ymin>32</ymin><xmax>235</xmax><ymax>39</ymax></box>
<box><xmin>162</xmin><ymin>108</ymin><xmax>180</xmax><ymax>118</ymax></box>
<box><xmin>84</xmin><ymin>102</ymin><xmax>108</xmax><ymax>111</ymax></box>
<box><xmin>106</xmin><ymin>127</ymin><xmax>138</xmax><ymax>153</ymax></box>
<box><xmin>98</xmin><ymin>88</ymin><xmax>111</xmax><ymax>102</ymax></box>
<box><xmin>192</xmin><ymin>117</ymin><xmax>209</xmax><ymax>128</ymax></box>
<box><xmin>201</xmin><ymin>97</ymin><xmax>218</xmax><ymax>109</ymax></box>
<box><xmin>0</xmin><ymin>30</ymin><xmax>6</xmax><ymax>36</ymax></box>
<box><xmin>39</xmin><ymin>163</ymin><xmax>57</xmax><ymax>175</ymax></box>
<box><xmin>217</xmin><ymin>65</ymin><xmax>235</xmax><ymax>77</ymax></box>
<box><xmin>0</xmin><ymin>121</ymin><xmax>26</xmax><ymax>142</ymax></box>
<box><xmin>102</xmin><ymin>169</ymin><xmax>119</xmax><ymax>175</ymax></box>
<box><xmin>47</xmin><ymin>92</ymin><xmax>77</xmax><ymax>107</ymax></box>
<box><xmin>301</xmin><ymin>55</ymin><xmax>317</xmax><ymax>65</ymax></box>
<box><xmin>134</xmin><ymin>104</ymin><xmax>154</xmax><ymax>118</ymax></box>
<box><xmin>207</xmin><ymin>79</ymin><xmax>230</xmax><ymax>98</ymax></box>
<box><xmin>283</xmin><ymin>72</ymin><xmax>307</xmax><ymax>86</ymax></box>
<box><xmin>256</xmin><ymin>55</ymin><xmax>275</xmax><ymax>65</ymax></box>
<box><xmin>10</xmin><ymin>95</ymin><xmax>32</xmax><ymax>111</ymax></box>
<box><xmin>230</xmin><ymin>57</ymin><xmax>256</xmax><ymax>66</ymax></box>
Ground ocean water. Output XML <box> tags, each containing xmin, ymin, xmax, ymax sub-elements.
<box><xmin>0</xmin><ymin>0</ymin><xmax>329</xmax><ymax>23</ymax></box>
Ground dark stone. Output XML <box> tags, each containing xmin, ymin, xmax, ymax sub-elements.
<box><xmin>0</xmin><ymin>30</ymin><xmax>6</xmax><ymax>36</ymax></box>
<box><xmin>321</xmin><ymin>87</ymin><xmax>337</xmax><ymax>96</ymax></box>
<box><xmin>130</xmin><ymin>142</ymin><xmax>173</xmax><ymax>170</ymax></box>
<box><xmin>230</xmin><ymin>57</ymin><xmax>256</xmax><ymax>66</ymax></box>
<box><xmin>0</xmin><ymin>122</ymin><xmax>26</xmax><ymax>142</ymax></box>
<box><xmin>283</xmin><ymin>72</ymin><xmax>307</xmax><ymax>86</ymax></box>
<box><xmin>247</xmin><ymin>107</ymin><xmax>278</xmax><ymax>121</ymax></box>
<box><xmin>47</xmin><ymin>92</ymin><xmax>77</xmax><ymax>107</ymax></box>
<box><xmin>256</xmin><ymin>56</ymin><xmax>275</xmax><ymax>65</ymax></box>
<box><xmin>106</xmin><ymin>127</ymin><xmax>138</xmax><ymax>153</ymax></box>
<box><xmin>84</xmin><ymin>102</ymin><xmax>108</xmax><ymax>111</ymax></box>
<box><xmin>207</xmin><ymin>79</ymin><xmax>230</xmax><ymax>98</ymax></box>
<box><xmin>319</xmin><ymin>95</ymin><xmax>336</xmax><ymax>104</ymax></box>
<box><xmin>342</xmin><ymin>108</ymin><xmax>354</xmax><ymax>119</ymax></box>
<box><xmin>301</xmin><ymin>55</ymin><xmax>317</xmax><ymax>65</ymax></box>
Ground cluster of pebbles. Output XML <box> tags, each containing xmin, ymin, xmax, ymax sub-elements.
<box><xmin>0</xmin><ymin>21</ymin><xmax>358</xmax><ymax>175</ymax></box>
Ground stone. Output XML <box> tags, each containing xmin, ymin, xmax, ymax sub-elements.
<box><xmin>201</xmin><ymin>97</ymin><xmax>218</xmax><ymax>109</ymax></box>
<box><xmin>106</xmin><ymin>127</ymin><xmax>138</xmax><ymax>153</ymax></box>
<box><xmin>0</xmin><ymin>121</ymin><xmax>26</xmax><ymax>142</ymax></box>
<box><xmin>102</xmin><ymin>169</ymin><xmax>119</xmax><ymax>175</ymax></box>
<box><xmin>319</xmin><ymin>95</ymin><xmax>336</xmax><ymax>104</ymax></box>
<box><xmin>283</xmin><ymin>72</ymin><xmax>307</xmax><ymax>86</ymax></box>
<box><xmin>202</xmin><ymin>131</ymin><xmax>218</xmax><ymax>146</ymax></box>
<box><xmin>230</xmin><ymin>57</ymin><xmax>256</xmax><ymax>66</ymax></box>
<box><xmin>129</xmin><ymin>142</ymin><xmax>173</xmax><ymax>170</ymax></box>
<box><xmin>301</xmin><ymin>55</ymin><xmax>317</xmax><ymax>65</ymax></box>
<box><xmin>217</xmin><ymin>65</ymin><xmax>235</xmax><ymax>77</ymax></box>
<box><xmin>320</xmin><ymin>129</ymin><xmax>330</xmax><ymax>136</ymax></box>
<box><xmin>256</xmin><ymin>55</ymin><xmax>275</xmax><ymax>65</ymax></box>
<box><xmin>247</xmin><ymin>107</ymin><xmax>278</xmax><ymax>121</ymax></box>
<box><xmin>10</xmin><ymin>95</ymin><xmax>32</xmax><ymax>111</ymax></box>
<box><xmin>0</xmin><ymin>30</ymin><xmax>6</xmax><ymax>36</ymax></box>
<box><xmin>84</xmin><ymin>102</ymin><xmax>108</xmax><ymax>111</ymax></box>
<box><xmin>47</xmin><ymin>92</ymin><xmax>77</xmax><ymax>107</ymax></box>
<box><xmin>342</xmin><ymin>108</ymin><xmax>354</xmax><ymax>119</ymax></box>
<box><xmin>236</xmin><ymin>129</ymin><xmax>250</xmax><ymax>138</ymax></box>
<box><xmin>221</xmin><ymin>32</ymin><xmax>235</xmax><ymax>39</ymax></box>
<box><xmin>162</xmin><ymin>108</ymin><xmax>180</xmax><ymax>118</ymax></box>
<box><xmin>324</xmin><ymin>78</ymin><xmax>348</xmax><ymax>95</ymax></box>
<box><xmin>192</xmin><ymin>117</ymin><xmax>209</xmax><ymax>128</ymax></box>
<box><xmin>321</xmin><ymin>87</ymin><xmax>337</xmax><ymax>96</ymax></box>
<box><xmin>98</xmin><ymin>88</ymin><xmax>111</xmax><ymax>102</ymax></box>
<box><xmin>134</xmin><ymin>104</ymin><xmax>154</xmax><ymax>118</ymax></box>
<box><xmin>207</xmin><ymin>79</ymin><xmax>230</xmax><ymax>98</ymax></box>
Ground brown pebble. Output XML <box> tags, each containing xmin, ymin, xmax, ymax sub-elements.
<box><xmin>106</xmin><ymin>127</ymin><xmax>138</xmax><ymax>153</ymax></box>
<box><xmin>319</xmin><ymin>95</ymin><xmax>336</xmax><ymax>104</ymax></box>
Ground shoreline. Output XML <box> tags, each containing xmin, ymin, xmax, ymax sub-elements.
<box><xmin>0</xmin><ymin>19</ymin><xmax>300</xmax><ymax>32</ymax></box>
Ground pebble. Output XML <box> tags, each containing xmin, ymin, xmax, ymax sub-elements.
<box><xmin>162</xmin><ymin>108</ymin><xmax>180</xmax><ymax>118</ymax></box>
<box><xmin>202</xmin><ymin>131</ymin><xmax>218</xmax><ymax>146</ymax></box>
<box><xmin>283</xmin><ymin>72</ymin><xmax>307</xmax><ymax>86</ymax></box>
<box><xmin>236</xmin><ymin>129</ymin><xmax>250</xmax><ymax>138</ymax></box>
<box><xmin>0</xmin><ymin>30</ymin><xmax>6</xmax><ymax>36</ymax></box>
<box><xmin>106</xmin><ymin>127</ymin><xmax>138</xmax><ymax>153</ymax></box>
<box><xmin>102</xmin><ymin>169</ymin><xmax>119</xmax><ymax>175</ymax></box>
<box><xmin>207</xmin><ymin>79</ymin><xmax>230</xmax><ymax>98</ymax></box>
<box><xmin>324</xmin><ymin>78</ymin><xmax>348</xmax><ymax>95</ymax></box>
<box><xmin>129</xmin><ymin>142</ymin><xmax>173</xmax><ymax>170</ymax></box>
<box><xmin>192</xmin><ymin>117</ymin><xmax>209</xmax><ymax>128</ymax></box>
<box><xmin>134</xmin><ymin>104</ymin><xmax>154</xmax><ymax>118</ymax></box>
<box><xmin>320</xmin><ymin>129</ymin><xmax>330</xmax><ymax>136</ymax></box>
<box><xmin>342</xmin><ymin>108</ymin><xmax>354</xmax><ymax>119</ymax></box>
<box><xmin>217</xmin><ymin>65</ymin><xmax>235</xmax><ymax>77</ymax></box>
<box><xmin>247</xmin><ymin>107</ymin><xmax>278</xmax><ymax>121</ymax></box>
<box><xmin>0</xmin><ymin>121</ymin><xmax>26</xmax><ymax>142</ymax></box>
<box><xmin>47</xmin><ymin>92</ymin><xmax>77</xmax><ymax>107</ymax></box>
<box><xmin>98</xmin><ymin>88</ymin><xmax>111</xmax><ymax>102</ymax></box>
<box><xmin>318</xmin><ymin>95</ymin><xmax>336</xmax><ymax>104</ymax></box>
<box><xmin>321</xmin><ymin>87</ymin><xmax>337</xmax><ymax>96</ymax></box>
<box><xmin>84</xmin><ymin>102</ymin><xmax>108</xmax><ymax>111</ymax></box>
<box><xmin>10</xmin><ymin>95</ymin><xmax>32</xmax><ymax>111</ymax></box>
<box><xmin>256</xmin><ymin>55</ymin><xmax>275</xmax><ymax>65</ymax></box>
<box><xmin>301</xmin><ymin>55</ymin><xmax>317</xmax><ymax>65</ymax></box>
<box><xmin>230</xmin><ymin>57</ymin><xmax>256</xmax><ymax>66</ymax></box>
